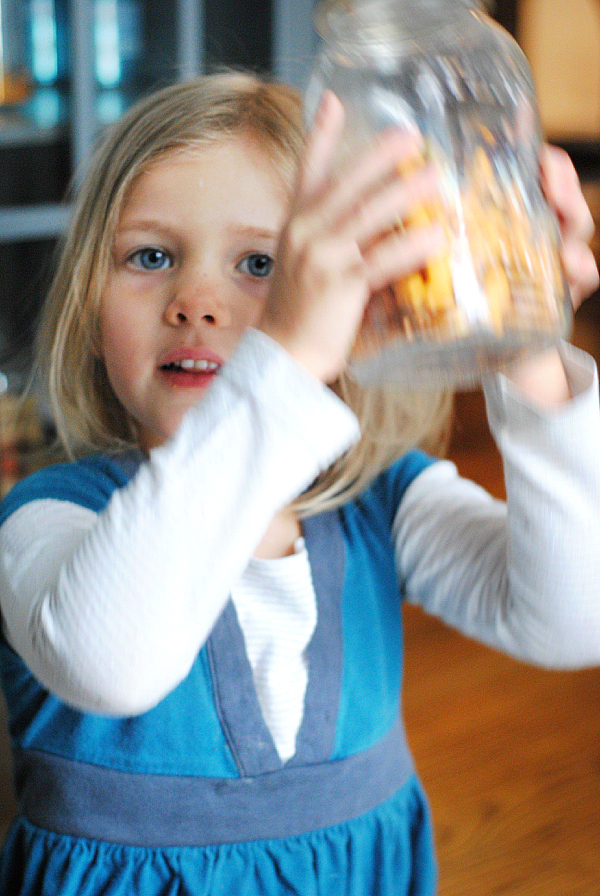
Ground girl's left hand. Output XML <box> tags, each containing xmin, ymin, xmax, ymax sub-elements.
<box><xmin>502</xmin><ymin>146</ymin><xmax>598</xmax><ymax>404</ymax></box>
<box><xmin>540</xmin><ymin>144</ymin><xmax>599</xmax><ymax>309</ymax></box>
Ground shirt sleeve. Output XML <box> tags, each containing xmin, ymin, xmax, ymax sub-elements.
<box><xmin>0</xmin><ymin>329</ymin><xmax>359</xmax><ymax>716</ymax></box>
<box><xmin>393</xmin><ymin>343</ymin><xmax>600</xmax><ymax>669</ymax></box>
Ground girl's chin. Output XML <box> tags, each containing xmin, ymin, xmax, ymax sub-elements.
<box><xmin>137</xmin><ymin>421</ymin><xmax>179</xmax><ymax>451</ymax></box>
<box><xmin>139</xmin><ymin>412</ymin><xmax>198</xmax><ymax>450</ymax></box>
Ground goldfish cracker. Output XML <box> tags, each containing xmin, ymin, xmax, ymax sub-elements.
<box><xmin>466</xmin><ymin>203</ymin><xmax>506</xmax><ymax>274</ymax></box>
<box><xmin>471</xmin><ymin>146</ymin><xmax>496</xmax><ymax>196</ymax></box>
<box><xmin>404</xmin><ymin>204</ymin><xmax>432</xmax><ymax>230</ymax></box>
<box><xmin>483</xmin><ymin>265</ymin><xmax>511</xmax><ymax>332</ymax></box>
<box><xmin>477</xmin><ymin>123</ymin><xmax>496</xmax><ymax>146</ymax></box>
<box><xmin>395</xmin><ymin>270</ymin><xmax>427</xmax><ymax>315</ymax></box>
<box><xmin>509</xmin><ymin>225</ymin><xmax>535</xmax><ymax>280</ymax></box>
<box><xmin>482</xmin><ymin>206</ymin><xmax>508</xmax><ymax>259</ymax></box>
<box><xmin>396</xmin><ymin>150</ymin><xmax>427</xmax><ymax>178</ymax></box>
<box><xmin>423</xmin><ymin>255</ymin><xmax>454</xmax><ymax>313</ymax></box>
<box><xmin>528</xmin><ymin>237</ymin><xmax>563</xmax><ymax>324</ymax></box>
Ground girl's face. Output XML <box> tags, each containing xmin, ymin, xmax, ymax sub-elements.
<box><xmin>100</xmin><ymin>136</ymin><xmax>290</xmax><ymax>450</ymax></box>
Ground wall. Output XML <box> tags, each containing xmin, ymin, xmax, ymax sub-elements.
<box><xmin>518</xmin><ymin>0</ymin><xmax>600</xmax><ymax>139</ymax></box>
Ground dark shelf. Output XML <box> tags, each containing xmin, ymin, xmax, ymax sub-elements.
<box><xmin>554</xmin><ymin>139</ymin><xmax>600</xmax><ymax>182</ymax></box>
<box><xmin>0</xmin><ymin>89</ymin><xmax>68</xmax><ymax>149</ymax></box>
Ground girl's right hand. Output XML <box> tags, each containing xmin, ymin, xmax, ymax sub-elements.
<box><xmin>259</xmin><ymin>90</ymin><xmax>447</xmax><ymax>383</ymax></box>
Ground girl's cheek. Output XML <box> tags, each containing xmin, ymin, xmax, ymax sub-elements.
<box><xmin>238</xmin><ymin>272</ymin><xmax>268</xmax><ymax>298</ymax></box>
<box><xmin>235</xmin><ymin>283</ymin><xmax>271</xmax><ymax>325</ymax></box>
<box><xmin>98</xmin><ymin>298</ymin><xmax>137</xmax><ymax>363</ymax></box>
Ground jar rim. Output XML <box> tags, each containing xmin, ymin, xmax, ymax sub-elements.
<box><xmin>314</xmin><ymin>0</ymin><xmax>481</xmax><ymax>50</ymax></box>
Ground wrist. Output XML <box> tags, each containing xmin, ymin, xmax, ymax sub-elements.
<box><xmin>503</xmin><ymin>346</ymin><xmax>572</xmax><ymax>406</ymax></box>
<box><xmin>256</xmin><ymin>319</ymin><xmax>346</xmax><ymax>385</ymax></box>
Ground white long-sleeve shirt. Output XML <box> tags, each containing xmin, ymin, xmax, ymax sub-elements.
<box><xmin>1</xmin><ymin>329</ymin><xmax>599</xmax><ymax>762</ymax></box>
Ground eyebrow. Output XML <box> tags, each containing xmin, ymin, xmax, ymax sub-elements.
<box><xmin>231</xmin><ymin>224</ymin><xmax>280</xmax><ymax>240</ymax></box>
<box><xmin>115</xmin><ymin>220</ymin><xmax>280</xmax><ymax>241</ymax></box>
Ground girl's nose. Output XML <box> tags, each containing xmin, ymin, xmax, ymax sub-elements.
<box><xmin>163</xmin><ymin>275</ymin><xmax>233</xmax><ymax>328</ymax></box>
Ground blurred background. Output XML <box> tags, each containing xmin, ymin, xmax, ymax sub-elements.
<box><xmin>1</xmin><ymin>2</ymin><xmax>599</xmax><ymax>893</ymax></box>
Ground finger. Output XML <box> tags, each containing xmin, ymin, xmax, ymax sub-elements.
<box><xmin>350</xmin><ymin>162</ymin><xmax>441</xmax><ymax>250</ymax></box>
<box><xmin>319</xmin><ymin>127</ymin><xmax>425</xmax><ymax>233</ymax></box>
<box><xmin>540</xmin><ymin>144</ymin><xmax>595</xmax><ymax>243</ymax></box>
<box><xmin>362</xmin><ymin>221</ymin><xmax>447</xmax><ymax>293</ymax></box>
<box><xmin>295</xmin><ymin>90</ymin><xmax>346</xmax><ymax>199</ymax></box>
<box><xmin>561</xmin><ymin>239</ymin><xmax>600</xmax><ymax>309</ymax></box>
<box><xmin>287</xmin><ymin>127</ymin><xmax>430</xmax><ymax>271</ymax></box>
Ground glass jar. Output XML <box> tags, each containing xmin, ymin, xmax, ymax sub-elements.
<box><xmin>305</xmin><ymin>0</ymin><xmax>571</xmax><ymax>387</ymax></box>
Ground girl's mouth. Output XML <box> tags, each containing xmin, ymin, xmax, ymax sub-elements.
<box><xmin>161</xmin><ymin>359</ymin><xmax>220</xmax><ymax>372</ymax></box>
<box><xmin>159</xmin><ymin>356</ymin><xmax>222</xmax><ymax>387</ymax></box>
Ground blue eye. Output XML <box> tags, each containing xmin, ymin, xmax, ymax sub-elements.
<box><xmin>238</xmin><ymin>253</ymin><xmax>274</xmax><ymax>278</ymax></box>
<box><xmin>129</xmin><ymin>247</ymin><xmax>172</xmax><ymax>270</ymax></box>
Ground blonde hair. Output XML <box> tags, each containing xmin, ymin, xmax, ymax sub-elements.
<box><xmin>36</xmin><ymin>71</ymin><xmax>452</xmax><ymax>515</ymax></box>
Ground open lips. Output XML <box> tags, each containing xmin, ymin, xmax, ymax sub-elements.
<box><xmin>161</xmin><ymin>359</ymin><xmax>220</xmax><ymax>372</ymax></box>
<box><xmin>158</xmin><ymin>350</ymin><xmax>224</xmax><ymax>387</ymax></box>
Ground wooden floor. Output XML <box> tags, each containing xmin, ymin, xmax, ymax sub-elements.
<box><xmin>403</xmin><ymin>295</ymin><xmax>600</xmax><ymax>896</ymax></box>
<box><xmin>404</xmin><ymin>604</ymin><xmax>600</xmax><ymax>896</ymax></box>
<box><xmin>1</xmin><ymin>300</ymin><xmax>599</xmax><ymax>892</ymax></box>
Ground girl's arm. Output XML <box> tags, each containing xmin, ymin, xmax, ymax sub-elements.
<box><xmin>394</xmin><ymin>342</ymin><xmax>600</xmax><ymax>668</ymax></box>
<box><xmin>0</xmin><ymin>333</ymin><xmax>359</xmax><ymax>715</ymax></box>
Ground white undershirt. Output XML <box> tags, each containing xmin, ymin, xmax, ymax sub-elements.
<box><xmin>231</xmin><ymin>537</ymin><xmax>316</xmax><ymax>762</ymax></box>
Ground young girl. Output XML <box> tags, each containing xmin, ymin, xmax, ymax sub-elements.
<box><xmin>0</xmin><ymin>72</ymin><xmax>599</xmax><ymax>896</ymax></box>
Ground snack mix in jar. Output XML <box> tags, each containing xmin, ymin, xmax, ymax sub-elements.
<box><xmin>306</xmin><ymin>0</ymin><xmax>571</xmax><ymax>387</ymax></box>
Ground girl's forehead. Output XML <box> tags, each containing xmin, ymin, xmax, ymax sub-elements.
<box><xmin>117</xmin><ymin>135</ymin><xmax>291</xmax><ymax>229</ymax></box>
<box><xmin>144</xmin><ymin>135</ymin><xmax>289</xmax><ymax>188</ymax></box>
